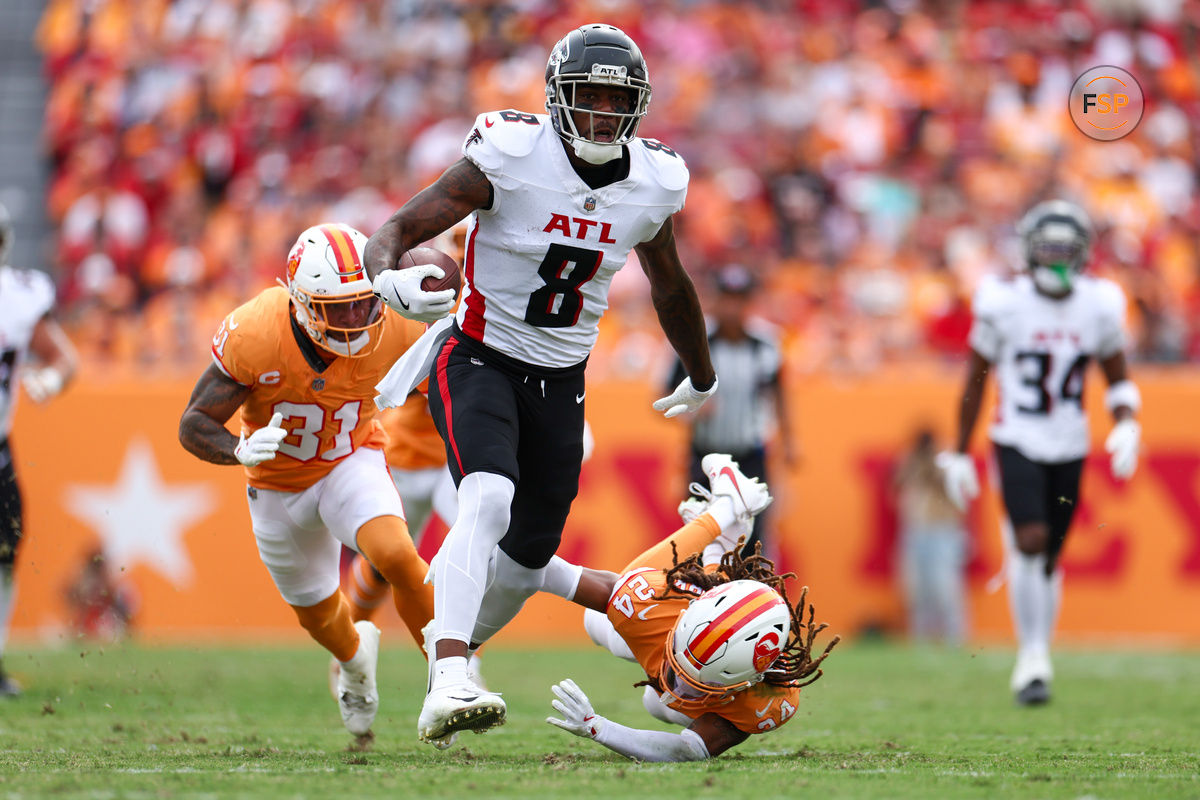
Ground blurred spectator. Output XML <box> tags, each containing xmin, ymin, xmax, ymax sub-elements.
<box><xmin>666</xmin><ymin>264</ymin><xmax>795</xmax><ymax>559</ymax></box>
<box><xmin>30</xmin><ymin>0</ymin><xmax>1200</xmax><ymax>370</ymax></box>
<box><xmin>892</xmin><ymin>427</ymin><xmax>968</xmax><ymax>646</ymax></box>
<box><xmin>64</xmin><ymin>548</ymin><xmax>137</xmax><ymax>641</ymax></box>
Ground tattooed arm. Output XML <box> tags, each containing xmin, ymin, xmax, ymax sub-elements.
<box><xmin>364</xmin><ymin>158</ymin><xmax>493</xmax><ymax>280</ymax></box>
<box><xmin>179</xmin><ymin>363</ymin><xmax>253</xmax><ymax>465</ymax></box>
<box><xmin>636</xmin><ymin>217</ymin><xmax>715</xmax><ymax>390</ymax></box>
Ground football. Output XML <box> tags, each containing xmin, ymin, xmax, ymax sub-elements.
<box><xmin>399</xmin><ymin>246</ymin><xmax>461</xmax><ymax>299</ymax></box>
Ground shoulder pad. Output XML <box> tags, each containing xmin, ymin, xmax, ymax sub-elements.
<box><xmin>1088</xmin><ymin>276</ymin><xmax>1128</xmax><ymax>317</ymax></box>
<box><xmin>462</xmin><ymin>110</ymin><xmax>544</xmax><ymax>173</ymax></box>
<box><xmin>971</xmin><ymin>274</ymin><xmax>1016</xmax><ymax>319</ymax></box>
<box><xmin>636</xmin><ymin>137</ymin><xmax>689</xmax><ymax>192</ymax></box>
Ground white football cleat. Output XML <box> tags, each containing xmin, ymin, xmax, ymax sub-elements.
<box><xmin>417</xmin><ymin>623</ymin><xmax>505</xmax><ymax>746</ymax></box>
<box><xmin>337</xmin><ymin>621</ymin><xmax>380</xmax><ymax>736</ymax></box>
<box><xmin>418</xmin><ymin>679</ymin><xmax>506</xmax><ymax>744</ymax></box>
<box><xmin>701</xmin><ymin>453</ymin><xmax>773</xmax><ymax>521</ymax></box>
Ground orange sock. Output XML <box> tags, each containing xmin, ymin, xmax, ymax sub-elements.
<box><xmin>290</xmin><ymin>590</ymin><xmax>359</xmax><ymax>663</ymax></box>
<box><xmin>357</xmin><ymin>515</ymin><xmax>435</xmax><ymax>648</ymax></box>
<box><xmin>346</xmin><ymin>554</ymin><xmax>390</xmax><ymax>622</ymax></box>
<box><xmin>623</xmin><ymin>515</ymin><xmax>721</xmax><ymax>572</ymax></box>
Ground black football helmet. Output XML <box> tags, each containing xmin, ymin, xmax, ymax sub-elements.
<box><xmin>545</xmin><ymin>24</ymin><xmax>651</xmax><ymax>152</ymax></box>
<box><xmin>1017</xmin><ymin>199</ymin><xmax>1093</xmax><ymax>294</ymax></box>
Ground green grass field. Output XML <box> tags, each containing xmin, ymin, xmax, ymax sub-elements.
<box><xmin>0</xmin><ymin>639</ymin><xmax>1196</xmax><ymax>799</ymax></box>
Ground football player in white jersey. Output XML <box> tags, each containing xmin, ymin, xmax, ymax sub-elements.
<box><xmin>939</xmin><ymin>200</ymin><xmax>1140</xmax><ymax>706</ymax></box>
<box><xmin>0</xmin><ymin>204</ymin><xmax>78</xmax><ymax>696</ymax></box>
<box><xmin>364</xmin><ymin>24</ymin><xmax>717</xmax><ymax>746</ymax></box>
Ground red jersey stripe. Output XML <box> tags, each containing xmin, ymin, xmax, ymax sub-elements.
<box><xmin>461</xmin><ymin>221</ymin><xmax>486</xmax><ymax>339</ymax></box>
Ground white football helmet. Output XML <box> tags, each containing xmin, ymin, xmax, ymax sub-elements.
<box><xmin>661</xmin><ymin>579</ymin><xmax>790</xmax><ymax>707</ymax></box>
<box><xmin>282</xmin><ymin>223</ymin><xmax>383</xmax><ymax>358</ymax></box>
<box><xmin>1017</xmin><ymin>200</ymin><xmax>1093</xmax><ymax>296</ymax></box>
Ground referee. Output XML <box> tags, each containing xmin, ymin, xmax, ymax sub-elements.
<box><xmin>666</xmin><ymin>264</ymin><xmax>795</xmax><ymax>558</ymax></box>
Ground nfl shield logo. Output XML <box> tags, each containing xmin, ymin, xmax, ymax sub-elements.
<box><xmin>584</xmin><ymin>196</ymin><xmax>596</xmax><ymax>212</ymax></box>
<box><xmin>311</xmin><ymin>378</ymin><xmax>325</xmax><ymax>392</ymax></box>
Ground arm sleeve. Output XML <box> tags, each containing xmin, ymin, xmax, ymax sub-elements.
<box><xmin>593</xmin><ymin>719</ymin><xmax>710</xmax><ymax>762</ymax></box>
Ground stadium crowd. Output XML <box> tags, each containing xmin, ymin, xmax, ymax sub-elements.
<box><xmin>33</xmin><ymin>0</ymin><xmax>1200</xmax><ymax>374</ymax></box>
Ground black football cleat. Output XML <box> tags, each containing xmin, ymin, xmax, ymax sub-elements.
<box><xmin>1015</xmin><ymin>678</ymin><xmax>1050</xmax><ymax>706</ymax></box>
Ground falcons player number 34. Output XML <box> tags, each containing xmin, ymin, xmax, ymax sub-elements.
<box><xmin>1015</xmin><ymin>351</ymin><xmax>1088</xmax><ymax>415</ymax></box>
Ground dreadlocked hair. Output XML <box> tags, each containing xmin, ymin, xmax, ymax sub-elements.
<box><xmin>656</xmin><ymin>537</ymin><xmax>840</xmax><ymax>689</ymax></box>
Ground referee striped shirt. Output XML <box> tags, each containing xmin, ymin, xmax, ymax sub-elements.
<box><xmin>668</xmin><ymin>319</ymin><xmax>783</xmax><ymax>453</ymax></box>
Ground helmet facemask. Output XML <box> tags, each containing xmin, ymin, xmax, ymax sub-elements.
<box><xmin>546</xmin><ymin>69</ymin><xmax>650</xmax><ymax>163</ymax></box>
<box><xmin>659</xmin><ymin>628</ymin><xmax>754</xmax><ymax>710</ymax></box>
<box><xmin>291</xmin><ymin>288</ymin><xmax>383</xmax><ymax>358</ymax></box>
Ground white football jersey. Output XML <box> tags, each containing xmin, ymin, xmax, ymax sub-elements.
<box><xmin>0</xmin><ymin>265</ymin><xmax>56</xmax><ymax>438</ymax></box>
<box><xmin>969</xmin><ymin>273</ymin><xmax>1127</xmax><ymax>463</ymax></box>
<box><xmin>457</xmin><ymin>110</ymin><xmax>688</xmax><ymax>368</ymax></box>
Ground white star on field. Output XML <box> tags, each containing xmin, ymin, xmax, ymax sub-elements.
<box><xmin>65</xmin><ymin>437</ymin><xmax>215</xmax><ymax>586</ymax></box>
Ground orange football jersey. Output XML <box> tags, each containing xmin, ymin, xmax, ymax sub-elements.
<box><xmin>380</xmin><ymin>393</ymin><xmax>447</xmax><ymax>471</ymax></box>
<box><xmin>606</xmin><ymin>567</ymin><xmax>801</xmax><ymax>735</ymax></box>
<box><xmin>211</xmin><ymin>286</ymin><xmax>425</xmax><ymax>491</ymax></box>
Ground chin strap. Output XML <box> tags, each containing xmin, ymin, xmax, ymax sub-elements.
<box><xmin>572</xmin><ymin>139</ymin><xmax>623</xmax><ymax>164</ymax></box>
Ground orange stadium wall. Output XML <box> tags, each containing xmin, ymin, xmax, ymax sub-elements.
<box><xmin>11</xmin><ymin>368</ymin><xmax>1200</xmax><ymax>647</ymax></box>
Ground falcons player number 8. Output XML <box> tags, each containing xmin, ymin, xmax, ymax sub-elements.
<box><xmin>523</xmin><ymin>243</ymin><xmax>604</xmax><ymax>328</ymax></box>
<box><xmin>272</xmin><ymin>400</ymin><xmax>360</xmax><ymax>462</ymax></box>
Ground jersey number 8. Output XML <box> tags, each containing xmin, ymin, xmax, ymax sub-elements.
<box><xmin>523</xmin><ymin>243</ymin><xmax>603</xmax><ymax>328</ymax></box>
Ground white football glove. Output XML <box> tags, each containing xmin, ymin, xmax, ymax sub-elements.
<box><xmin>546</xmin><ymin>678</ymin><xmax>604</xmax><ymax>739</ymax></box>
<box><xmin>935</xmin><ymin>451</ymin><xmax>979</xmax><ymax>512</ymax></box>
<box><xmin>234</xmin><ymin>412</ymin><xmax>288</xmax><ymax>467</ymax></box>
<box><xmin>371</xmin><ymin>266</ymin><xmax>456</xmax><ymax>324</ymax></box>
<box><xmin>653</xmin><ymin>375</ymin><xmax>718</xmax><ymax>419</ymax></box>
<box><xmin>22</xmin><ymin>367</ymin><xmax>64</xmax><ymax>403</ymax></box>
<box><xmin>1105</xmin><ymin>418</ymin><xmax>1140</xmax><ymax>480</ymax></box>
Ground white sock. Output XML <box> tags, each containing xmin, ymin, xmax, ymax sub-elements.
<box><xmin>0</xmin><ymin>566</ymin><xmax>15</xmax><ymax>660</ymax></box>
<box><xmin>470</xmin><ymin>549</ymin><xmax>545</xmax><ymax>645</ymax></box>
<box><xmin>432</xmin><ymin>472</ymin><xmax>513</xmax><ymax>644</ymax></box>
<box><xmin>1007</xmin><ymin>552</ymin><xmax>1049</xmax><ymax>657</ymax></box>
<box><xmin>706</xmin><ymin>496</ymin><xmax>738</xmax><ymax>535</ymax></box>
<box><xmin>432</xmin><ymin>655</ymin><xmax>468</xmax><ymax>690</ymax></box>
